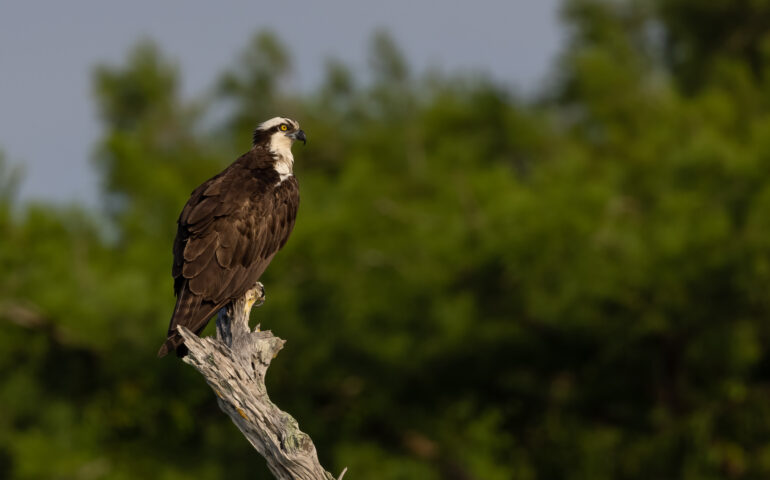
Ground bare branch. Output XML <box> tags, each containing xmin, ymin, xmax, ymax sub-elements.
<box><xmin>178</xmin><ymin>283</ymin><xmax>341</xmax><ymax>480</ymax></box>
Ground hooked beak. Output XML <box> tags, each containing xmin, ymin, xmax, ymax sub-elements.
<box><xmin>287</xmin><ymin>129</ymin><xmax>306</xmax><ymax>145</ymax></box>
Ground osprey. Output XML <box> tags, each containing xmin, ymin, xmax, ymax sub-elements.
<box><xmin>158</xmin><ymin>117</ymin><xmax>306</xmax><ymax>357</ymax></box>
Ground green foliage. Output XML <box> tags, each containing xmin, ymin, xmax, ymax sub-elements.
<box><xmin>3</xmin><ymin>3</ymin><xmax>770</xmax><ymax>478</ymax></box>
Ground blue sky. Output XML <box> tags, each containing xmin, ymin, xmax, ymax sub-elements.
<box><xmin>0</xmin><ymin>0</ymin><xmax>563</xmax><ymax>205</ymax></box>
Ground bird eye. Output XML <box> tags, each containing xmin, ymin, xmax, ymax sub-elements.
<box><xmin>280</xmin><ymin>124</ymin><xmax>288</xmax><ymax>131</ymax></box>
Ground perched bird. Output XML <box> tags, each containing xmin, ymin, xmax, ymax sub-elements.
<box><xmin>158</xmin><ymin>117</ymin><xmax>306</xmax><ymax>357</ymax></box>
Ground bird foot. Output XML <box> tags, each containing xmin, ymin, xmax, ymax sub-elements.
<box><xmin>243</xmin><ymin>282</ymin><xmax>266</xmax><ymax>314</ymax></box>
<box><xmin>253</xmin><ymin>282</ymin><xmax>266</xmax><ymax>308</ymax></box>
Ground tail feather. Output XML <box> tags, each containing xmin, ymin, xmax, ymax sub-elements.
<box><xmin>157</xmin><ymin>335</ymin><xmax>181</xmax><ymax>358</ymax></box>
<box><xmin>158</xmin><ymin>285</ymin><xmax>224</xmax><ymax>358</ymax></box>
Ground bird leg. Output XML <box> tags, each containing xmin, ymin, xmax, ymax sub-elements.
<box><xmin>244</xmin><ymin>282</ymin><xmax>266</xmax><ymax>331</ymax></box>
<box><xmin>216</xmin><ymin>282</ymin><xmax>266</xmax><ymax>346</ymax></box>
<box><xmin>251</xmin><ymin>282</ymin><xmax>266</xmax><ymax>309</ymax></box>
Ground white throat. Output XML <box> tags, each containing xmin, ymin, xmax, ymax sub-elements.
<box><xmin>269</xmin><ymin>133</ymin><xmax>294</xmax><ymax>182</ymax></box>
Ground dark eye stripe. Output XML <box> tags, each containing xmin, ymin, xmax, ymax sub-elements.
<box><xmin>270</xmin><ymin>121</ymin><xmax>296</xmax><ymax>132</ymax></box>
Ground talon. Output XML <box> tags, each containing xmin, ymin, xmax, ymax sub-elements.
<box><xmin>255</xmin><ymin>282</ymin><xmax>266</xmax><ymax>307</ymax></box>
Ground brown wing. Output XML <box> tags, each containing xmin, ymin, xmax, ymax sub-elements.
<box><xmin>158</xmin><ymin>172</ymin><xmax>299</xmax><ymax>357</ymax></box>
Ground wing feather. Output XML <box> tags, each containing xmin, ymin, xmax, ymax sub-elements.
<box><xmin>182</xmin><ymin>244</ymin><xmax>216</xmax><ymax>278</ymax></box>
<box><xmin>161</xmin><ymin>167</ymin><xmax>300</xmax><ymax>357</ymax></box>
<box><xmin>186</xmin><ymin>196</ymin><xmax>221</xmax><ymax>225</ymax></box>
<box><xmin>184</xmin><ymin>232</ymin><xmax>218</xmax><ymax>262</ymax></box>
<box><xmin>215</xmin><ymin>243</ymin><xmax>235</xmax><ymax>268</ymax></box>
<box><xmin>203</xmin><ymin>177</ymin><xmax>225</xmax><ymax>196</ymax></box>
<box><xmin>188</xmin><ymin>253</ymin><xmax>228</xmax><ymax>297</ymax></box>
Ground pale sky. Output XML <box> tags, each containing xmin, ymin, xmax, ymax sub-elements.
<box><xmin>0</xmin><ymin>0</ymin><xmax>564</xmax><ymax>205</ymax></box>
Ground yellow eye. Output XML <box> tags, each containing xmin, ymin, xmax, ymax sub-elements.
<box><xmin>280</xmin><ymin>124</ymin><xmax>288</xmax><ymax>131</ymax></box>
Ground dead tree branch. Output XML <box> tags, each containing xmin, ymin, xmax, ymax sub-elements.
<box><xmin>178</xmin><ymin>283</ymin><xmax>344</xmax><ymax>480</ymax></box>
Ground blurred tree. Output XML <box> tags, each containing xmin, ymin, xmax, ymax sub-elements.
<box><xmin>657</xmin><ymin>0</ymin><xmax>770</xmax><ymax>92</ymax></box>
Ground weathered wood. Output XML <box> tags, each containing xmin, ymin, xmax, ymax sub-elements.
<box><xmin>178</xmin><ymin>283</ymin><xmax>344</xmax><ymax>480</ymax></box>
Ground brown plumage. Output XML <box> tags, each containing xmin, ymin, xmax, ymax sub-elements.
<box><xmin>158</xmin><ymin>117</ymin><xmax>304</xmax><ymax>357</ymax></box>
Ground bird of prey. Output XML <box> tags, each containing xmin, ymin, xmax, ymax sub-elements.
<box><xmin>158</xmin><ymin>117</ymin><xmax>306</xmax><ymax>357</ymax></box>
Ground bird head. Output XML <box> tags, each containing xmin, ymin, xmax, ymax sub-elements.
<box><xmin>252</xmin><ymin>117</ymin><xmax>306</xmax><ymax>149</ymax></box>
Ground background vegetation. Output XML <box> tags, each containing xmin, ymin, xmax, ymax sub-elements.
<box><xmin>3</xmin><ymin>1</ymin><xmax>770</xmax><ymax>478</ymax></box>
